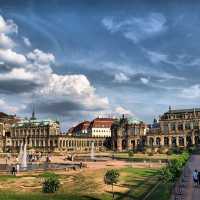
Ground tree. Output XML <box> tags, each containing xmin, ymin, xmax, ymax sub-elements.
<box><xmin>104</xmin><ymin>169</ymin><xmax>120</xmax><ymax>200</ymax></box>
<box><xmin>42</xmin><ymin>172</ymin><xmax>60</xmax><ymax>193</ymax></box>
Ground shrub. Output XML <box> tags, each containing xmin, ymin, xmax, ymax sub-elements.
<box><xmin>42</xmin><ymin>172</ymin><xmax>60</xmax><ymax>193</ymax></box>
<box><xmin>104</xmin><ymin>169</ymin><xmax>120</xmax><ymax>200</ymax></box>
<box><xmin>160</xmin><ymin>151</ymin><xmax>189</xmax><ymax>183</ymax></box>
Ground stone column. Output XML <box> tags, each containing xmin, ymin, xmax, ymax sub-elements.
<box><xmin>176</xmin><ymin>136</ymin><xmax>179</xmax><ymax>146</ymax></box>
<box><xmin>29</xmin><ymin>139</ymin><xmax>32</xmax><ymax>147</ymax></box>
<box><xmin>160</xmin><ymin>136</ymin><xmax>164</xmax><ymax>146</ymax></box>
<box><xmin>146</xmin><ymin>137</ymin><xmax>150</xmax><ymax>146</ymax></box>
<box><xmin>128</xmin><ymin>139</ymin><xmax>132</xmax><ymax>150</ymax></box>
<box><xmin>192</xmin><ymin>133</ymin><xmax>195</xmax><ymax>145</ymax></box>
<box><xmin>184</xmin><ymin>136</ymin><xmax>187</xmax><ymax>147</ymax></box>
<box><xmin>169</xmin><ymin>136</ymin><xmax>172</xmax><ymax>146</ymax></box>
<box><xmin>191</xmin><ymin>122</ymin><xmax>194</xmax><ymax>130</ymax></box>
<box><xmin>117</xmin><ymin>138</ymin><xmax>122</xmax><ymax>151</ymax></box>
<box><xmin>183</xmin><ymin>122</ymin><xmax>186</xmax><ymax>131</ymax></box>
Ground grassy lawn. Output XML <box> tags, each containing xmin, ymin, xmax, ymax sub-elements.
<box><xmin>113</xmin><ymin>152</ymin><xmax>181</xmax><ymax>161</ymax></box>
<box><xmin>0</xmin><ymin>167</ymin><xmax>161</xmax><ymax>200</ymax></box>
<box><xmin>146</xmin><ymin>182</ymin><xmax>173</xmax><ymax>200</ymax></box>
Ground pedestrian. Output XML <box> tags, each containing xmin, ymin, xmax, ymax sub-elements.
<box><xmin>193</xmin><ymin>169</ymin><xmax>198</xmax><ymax>186</ymax></box>
<box><xmin>197</xmin><ymin>170</ymin><xmax>200</xmax><ymax>185</ymax></box>
<box><xmin>11</xmin><ymin>166</ymin><xmax>16</xmax><ymax>176</ymax></box>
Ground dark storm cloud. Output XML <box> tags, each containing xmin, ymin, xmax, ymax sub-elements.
<box><xmin>0</xmin><ymin>63</ymin><xmax>12</xmax><ymax>73</ymax></box>
<box><xmin>29</xmin><ymin>99</ymin><xmax>104</xmax><ymax>116</ymax></box>
<box><xmin>36</xmin><ymin>101</ymin><xmax>84</xmax><ymax>115</ymax></box>
<box><xmin>0</xmin><ymin>80</ymin><xmax>39</xmax><ymax>94</ymax></box>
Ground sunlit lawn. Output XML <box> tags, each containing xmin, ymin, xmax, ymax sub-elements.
<box><xmin>0</xmin><ymin>167</ymin><xmax>163</xmax><ymax>200</ymax></box>
<box><xmin>114</xmin><ymin>152</ymin><xmax>181</xmax><ymax>160</ymax></box>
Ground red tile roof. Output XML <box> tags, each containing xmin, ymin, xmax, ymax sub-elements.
<box><xmin>89</xmin><ymin>118</ymin><xmax>114</xmax><ymax>128</ymax></box>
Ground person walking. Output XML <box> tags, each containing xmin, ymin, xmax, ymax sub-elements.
<box><xmin>11</xmin><ymin>166</ymin><xmax>16</xmax><ymax>176</ymax></box>
<box><xmin>197</xmin><ymin>170</ymin><xmax>200</xmax><ymax>186</ymax></box>
<box><xmin>193</xmin><ymin>169</ymin><xmax>198</xmax><ymax>186</ymax></box>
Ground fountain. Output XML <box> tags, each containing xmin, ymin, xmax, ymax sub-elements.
<box><xmin>90</xmin><ymin>141</ymin><xmax>95</xmax><ymax>160</ymax></box>
<box><xmin>21</xmin><ymin>143</ymin><xmax>27</xmax><ymax>169</ymax></box>
<box><xmin>18</xmin><ymin>143</ymin><xmax>23</xmax><ymax>163</ymax></box>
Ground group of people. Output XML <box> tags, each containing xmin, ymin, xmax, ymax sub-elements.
<box><xmin>193</xmin><ymin>169</ymin><xmax>200</xmax><ymax>186</ymax></box>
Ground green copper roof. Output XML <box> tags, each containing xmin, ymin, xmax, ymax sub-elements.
<box><xmin>127</xmin><ymin>117</ymin><xmax>140</xmax><ymax>124</ymax></box>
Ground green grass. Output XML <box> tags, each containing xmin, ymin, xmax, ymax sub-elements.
<box><xmin>113</xmin><ymin>152</ymin><xmax>182</xmax><ymax>163</ymax></box>
<box><xmin>0</xmin><ymin>168</ymin><xmax>161</xmax><ymax>200</ymax></box>
<box><xmin>146</xmin><ymin>182</ymin><xmax>172</xmax><ymax>200</ymax></box>
<box><xmin>116</xmin><ymin>168</ymin><xmax>160</xmax><ymax>200</ymax></box>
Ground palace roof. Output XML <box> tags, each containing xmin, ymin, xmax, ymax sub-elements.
<box><xmin>89</xmin><ymin>118</ymin><xmax>114</xmax><ymax>128</ymax></box>
<box><xmin>11</xmin><ymin>119</ymin><xmax>59</xmax><ymax>128</ymax></box>
<box><xmin>165</xmin><ymin>108</ymin><xmax>200</xmax><ymax>114</ymax></box>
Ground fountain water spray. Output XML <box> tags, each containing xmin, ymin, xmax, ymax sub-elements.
<box><xmin>90</xmin><ymin>141</ymin><xmax>95</xmax><ymax>160</ymax></box>
<box><xmin>18</xmin><ymin>143</ymin><xmax>23</xmax><ymax>163</ymax></box>
<box><xmin>21</xmin><ymin>143</ymin><xmax>27</xmax><ymax>169</ymax></box>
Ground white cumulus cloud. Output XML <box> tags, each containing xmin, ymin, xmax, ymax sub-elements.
<box><xmin>0</xmin><ymin>49</ymin><xmax>27</xmax><ymax>65</ymax></box>
<box><xmin>27</xmin><ymin>49</ymin><xmax>55</xmax><ymax>65</ymax></box>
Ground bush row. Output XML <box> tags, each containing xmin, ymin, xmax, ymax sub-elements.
<box><xmin>160</xmin><ymin>151</ymin><xmax>189</xmax><ymax>183</ymax></box>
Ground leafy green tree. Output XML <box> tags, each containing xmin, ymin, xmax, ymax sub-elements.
<box><xmin>42</xmin><ymin>172</ymin><xmax>60</xmax><ymax>193</ymax></box>
<box><xmin>104</xmin><ymin>169</ymin><xmax>120</xmax><ymax>200</ymax></box>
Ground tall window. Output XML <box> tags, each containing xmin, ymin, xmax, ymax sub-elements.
<box><xmin>178</xmin><ymin>123</ymin><xmax>183</xmax><ymax>131</ymax></box>
<box><xmin>185</xmin><ymin>122</ymin><xmax>190</xmax><ymax>130</ymax></box>
<box><xmin>163</xmin><ymin>124</ymin><xmax>168</xmax><ymax>134</ymax></box>
<box><xmin>170</xmin><ymin>123</ymin><xmax>176</xmax><ymax>131</ymax></box>
<box><xmin>194</xmin><ymin>121</ymin><xmax>199</xmax><ymax>129</ymax></box>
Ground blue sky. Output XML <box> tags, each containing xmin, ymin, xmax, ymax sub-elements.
<box><xmin>0</xmin><ymin>0</ymin><xmax>200</xmax><ymax>129</ymax></box>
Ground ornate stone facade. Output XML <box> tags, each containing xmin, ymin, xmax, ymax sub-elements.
<box><xmin>1</xmin><ymin>107</ymin><xmax>200</xmax><ymax>153</ymax></box>
<box><xmin>9</xmin><ymin>117</ymin><xmax>60</xmax><ymax>153</ymax></box>
<box><xmin>111</xmin><ymin>115</ymin><xmax>147</xmax><ymax>151</ymax></box>
<box><xmin>146</xmin><ymin>107</ymin><xmax>200</xmax><ymax>148</ymax></box>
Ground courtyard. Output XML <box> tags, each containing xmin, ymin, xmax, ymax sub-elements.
<box><xmin>0</xmin><ymin>152</ymin><xmax>178</xmax><ymax>200</ymax></box>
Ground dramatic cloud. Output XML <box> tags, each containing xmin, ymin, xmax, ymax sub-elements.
<box><xmin>1</xmin><ymin>1</ymin><xmax>200</xmax><ymax>129</ymax></box>
<box><xmin>0</xmin><ymin>14</ymin><xmax>110</xmax><ymax>122</ymax></box>
<box><xmin>0</xmin><ymin>16</ymin><xmax>18</xmax><ymax>34</ymax></box>
<box><xmin>0</xmin><ymin>49</ymin><xmax>27</xmax><ymax>65</ymax></box>
<box><xmin>27</xmin><ymin>49</ymin><xmax>55</xmax><ymax>65</ymax></box>
<box><xmin>114</xmin><ymin>72</ymin><xmax>130</xmax><ymax>83</ymax></box>
<box><xmin>0</xmin><ymin>33</ymin><xmax>15</xmax><ymax>48</ymax></box>
<box><xmin>39</xmin><ymin>74</ymin><xmax>109</xmax><ymax>111</ymax></box>
<box><xmin>0</xmin><ymin>79</ymin><xmax>39</xmax><ymax>94</ymax></box>
<box><xmin>102</xmin><ymin>13</ymin><xmax>167</xmax><ymax>43</ymax></box>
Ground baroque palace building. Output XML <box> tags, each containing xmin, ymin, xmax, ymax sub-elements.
<box><xmin>0</xmin><ymin>112</ymin><xmax>109</xmax><ymax>153</ymax></box>
<box><xmin>0</xmin><ymin>107</ymin><xmax>200</xmax><ymax>153</ymax></box>
<box><xmin>146</xmin><ymin>107</ymin><xmax>200</xmax><ymax>148</ymax></box>
<box><xmin>111</xmin><ymin>115</ymin><xmax>147</xmax><ymax>151</ymax></box>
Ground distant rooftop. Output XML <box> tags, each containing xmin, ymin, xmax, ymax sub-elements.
<box><xmin>11</xmin><ymin>118</ymin><xmax>59</xmax><ymax>128</ymax></box>
<box><xmin>166</xmin><ymin>108</ymin><xmax>200</xmax><ymax>114</ymax></box>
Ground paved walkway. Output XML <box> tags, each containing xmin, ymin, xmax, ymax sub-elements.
<box><xmin>173</xmin><ymin>155</ymin><xmax>200</xmax><ymax>200</ymax></box>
